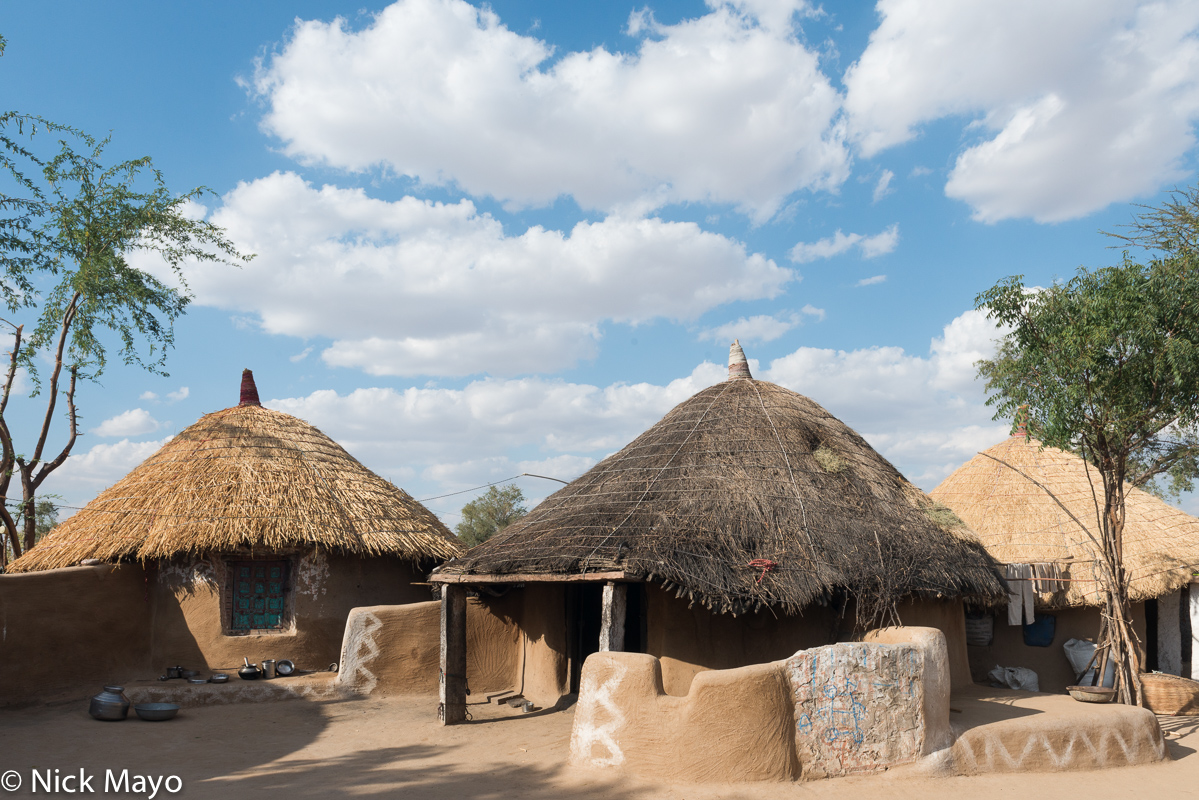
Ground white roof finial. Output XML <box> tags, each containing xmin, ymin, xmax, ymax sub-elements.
<box><xmin>728</xmin><ymin>339</ymin><xmax>752</xmax><ymax>380</ymax></box>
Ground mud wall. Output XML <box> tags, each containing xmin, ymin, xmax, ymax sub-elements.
<box><xmin>644</xmin><ymin>586</ymin><xmax>970</xmax><ymax>696</ymax></box>
<box><xmin>570</xmin><ymin>653</ymin><xmax>799</xmax><ymax>782</ymax></box>
<box><xmin>513</xmin><ymin>583</ymin><xmax>569</xmax><ymax>706</ymax></box>
<box><xmin>337</xmin><ymin>597</ymin><xmax>521</xmax><ymax>696</ymax></box>
<box><xmin>862</xmin><ymin>626</ymin><xmax>953</xmax><ymax>754</ymax></box>
<box><xmin>645</xmin><ymin>585</ymin><xmax>839</xmax><ymax>695</ymax></box>
<box><xmin>896</xmin><ymin>598</ymin><xmax>972</xmax><ymax>689</ymax></box>
<box><xmin>154</xmin><ymin>551</ymin><xmax>430</xmax><ymax>672</ymax></box>
<box><xmin>0</xmin><ymin>565</ymin><xmax>152</xmax><ymax>704</ymax></box>
<box><xmin>571</xmin><ymin>626</ymin><xmax>954</xmax><ymax>782</ymax></box>
<box><xmin>966</xmin><ymin>603</ymin><xmax>1147</xmax><ymax>693</ymax></box>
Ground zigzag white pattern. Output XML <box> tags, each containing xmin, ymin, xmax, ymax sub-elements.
<box><xmin>953</xmin><ymin>722</ymin><xmax>1166</xmax><ymax>773</ymax></box>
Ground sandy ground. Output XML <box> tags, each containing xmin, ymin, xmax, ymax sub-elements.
<box><xmin>2</xmin><ymin>690</ymin><xmax>1198</xmax><ymax>799</ymax></box>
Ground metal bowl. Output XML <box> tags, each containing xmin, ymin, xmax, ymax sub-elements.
<box><xmin>134</xmin><ymin>703</ymin><xmax>180</xmax><ymax>721</ymax></box>
<box><xmin>187</xmin><ymin>678</ymin><xmax>207</xmax><ymax>685</ymax></box>
<box><xmin>275</xmin><ymin>660</ymin><xmax>295</xmax><ymax>677</ymax></box>
<box><xmin>1067</xmin><ymin>685</ymin><xmax>1116</xmax><ymax>704</ymax></box>
<box><xmin>209</xmin><ymin>674</ymin><xmax>229</xmax><ymax>684</ymax></box>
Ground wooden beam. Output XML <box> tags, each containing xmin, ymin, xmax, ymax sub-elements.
<box><xmin>439</xmin><ymin>584</ymin><xmax>467</xmax><ymax>725</ymax></box>
<box><xmin>599</xmin><ymin>581</ymin><xmax>627</xmax><ymax>652</ymax></box>
<box><xmin>1159</xmin><ymin>590</ymin><xmax>1182</xmax><ymax>676</ymax></box>
<box><xmin>431</xmin><ymin>571</ymin><xmax>630</xmax><ymax>585</ymax></box>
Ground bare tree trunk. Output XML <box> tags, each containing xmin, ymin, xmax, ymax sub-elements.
<box><xmin>0</xmin><ymin>323</ymin><xmax>23</xmax><ymax>568</ymax></box>
<box><xmin>1100</xmin><ymin>466</ymin><xmax>1143</xmax><ymax>705</ymax></box>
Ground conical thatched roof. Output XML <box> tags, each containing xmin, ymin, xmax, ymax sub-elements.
<box><xmin>437</xmin><ymin>344</ymin><xmax>1005</xmax><ymax>617</ymax></box>
<box><xmin>8</xmin><ymin>370</ymin><xmax>462</xmax><ymax>572</ymax></box>
<box><xmin>930</xmin><ymin>434</ymin><xmax>1199</xmax><ymax>608</ymax></box>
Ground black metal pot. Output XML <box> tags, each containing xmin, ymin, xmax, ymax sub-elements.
<box><xmin>238</xmin><ymin>658</ymin><xmax>260</xmax><ymax>681</ymax></box>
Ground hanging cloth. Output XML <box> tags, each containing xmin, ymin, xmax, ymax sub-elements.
<box><xmin>1031</xmin><ymin>562</ymin><xmax>1063</xmax><ymax>593</ymax></box>
<box><xmin>1004</xmin><ymin>563</ymin><xmax>1036</xmax><ymax>625</ymax></box>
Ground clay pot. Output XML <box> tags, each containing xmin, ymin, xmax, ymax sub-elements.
<box><xmin>89</xmin><ymin>686</ymin><xmax>131</xmax><ymax>721</ymax></box>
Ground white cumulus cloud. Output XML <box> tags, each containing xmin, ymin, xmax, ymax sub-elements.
<box><xmin>92</xmin><ymin>409</ymin><xmax>160</xmax><ymax>438</ymax></box>
<box><xmin>872</xmin><ymin>169</ymin><xmax>895</xmax><ymax>203</ymax></box>
<box><xmin>250</xmin><ymin>0</ymin><xmax>848</xmax><ymax>219</ymax></box>
<box><xmin>699</xmin><ymin>306</ymin><xmax>825</xmax><ymax>344</ymax></box>
<box><xmin>789</xmin><ymin>224</ymin><xmax>899</xmax><ymax>263</ymax></box>
<box><xmin>845</xmin><ymin>0</ymin><xmax>1199</xmax><ymax>222</ymax></box>
<box><xmin>160</xmin><ymin>171</ymin><xmax>791</xmax><ymax>377</ymax></box>
<box><xmin>260</xmin><ymin>309</ymin><xmax>1011</xmax><ymax>519</ymax></box>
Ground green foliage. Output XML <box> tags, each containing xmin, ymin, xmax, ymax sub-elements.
<box><xmin>455</xmin><ymin>484</ymin><xmax>528</xmax><ymax>548</ymax></box>
<box><xmin>976</xmin><ymin>197</ymin><xmax>1199</xmax><ymax>704</ymax></box>
<box><xmin>975</xmin><ymin>253</ymin><xmax>1199</xmax><ymax>493</ymax></box>
<box><xmin>0</xmin><ymin>80</ymin><xmax>251</xmax><ymax>565</ymax></box>
<box><xmin>2</xmin><ymin>125</ymin><xmax>251</xmax><ymax>385</ymax></box>
<box><xmin>1107</xmin><ymin>183</ymin><xmax>1199</xmax><ymax>257</ymax></box>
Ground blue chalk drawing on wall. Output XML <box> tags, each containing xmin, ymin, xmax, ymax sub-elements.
<box><xmin>810</xmin><ymin>676</ymin><xmax>868</xmax><ymax>753</ymax></box>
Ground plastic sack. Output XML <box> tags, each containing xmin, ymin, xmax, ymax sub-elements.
<box><xmin>1062</xmin><ymin>638</ymin><xmax>1116</xmax><ymax>688</ymax></box>
<box><xmin>965</xmin><ymin>610</ymin><xmax>994</xmax><ymax>646</ymax></box>
<box><xmin>988</xmin><ymin>665</ymin><xmax>1040</xmax><ymax>692</ymax></box>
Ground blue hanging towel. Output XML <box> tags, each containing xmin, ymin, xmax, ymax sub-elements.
<box><xmin>1023</xmin><ymin>613</ymin><xmax>1056</xmax><ymax>647</ymax></box>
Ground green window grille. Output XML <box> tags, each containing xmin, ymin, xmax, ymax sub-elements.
<box><xmin>228</xmin><ymin>560</ymin><xmax>289</xmax><ymax>632</ymax></box>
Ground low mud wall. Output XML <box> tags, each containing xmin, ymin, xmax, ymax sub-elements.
<box><xmin>572</xmin><ymin>626</ymin><xmax>950</xmax><ymax>782</ymax></box>
<box><xmin>0</xmin><ymin>565</ymin><xmax>152</xmax><ymax>704</ymax></box>
<box><xmin>570</xmin><ymin>653</ymin><xmax>799</xmax><ymax>781</ymax></box>
<box><xmin>337</xmin><ymin>597</ymin><xmax>521</xmax><ymax>697</ymax></box>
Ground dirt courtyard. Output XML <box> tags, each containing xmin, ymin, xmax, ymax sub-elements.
<box><xmin>2</xmin><ymin>692</ymin><xmax>1198</xmax><ymax>799</ymax></box>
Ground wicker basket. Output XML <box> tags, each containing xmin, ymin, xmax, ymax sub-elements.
<box><xmin>1140</xmin><ymin>673</ymin><xmax>1199</xmax><ymax>715</ymax></box>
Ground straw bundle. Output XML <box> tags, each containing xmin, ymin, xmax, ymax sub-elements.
<box><xmin>930</xmin><ymin>435</ymin><xmax>1199</xmax><ymax>607</ymax></box>
<box><xmin>439</xmin><ymin>351</ymin><xmax>1005</xmax><ymax>618</ymax></box>
<box><xmin>8</xmin><ymin>375</ymin><xmax>461</xmax><ymax>572</ymax></box>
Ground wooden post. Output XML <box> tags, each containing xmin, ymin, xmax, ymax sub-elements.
<box><xmin>599</xmin><ymin>581</ymin><xmax>626</xmax><ymax>652</ymax></box>
<box><xmin>1159</xmin><ymin>590</ymin><xmax>1182</xmax><ymax>676</ymax></box>
<box><xmin>1191</xmin><ymin>584</ymin><xmax>1199</xmax><ymax>681</ymax></box>
<box><xmin>440</xmin><ymin>584</ymin><xmax>467</xmax><ymax>724</ymax></box>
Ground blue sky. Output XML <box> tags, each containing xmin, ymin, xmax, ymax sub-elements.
<box><xmin>3</xmin><ymin>0</ymin><xmax>1199</xmax><ymax>526</ymax></box>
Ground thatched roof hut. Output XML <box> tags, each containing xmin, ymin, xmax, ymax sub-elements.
<box><xmin>9</xmin><ymin>370</ymin><xmax>462</xmax><ymax>572</ymax></box>
<box><xmin>930</xmin><ymin>433</ymin><xmax>1199</xmax><ymax>608</ymax></box>
<box><xmin>437</xmin><ymin>343</ymin><xmax>1005</xmax><ymax>619</ymax></box>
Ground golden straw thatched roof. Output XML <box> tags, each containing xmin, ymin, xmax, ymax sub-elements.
<box><xmin>930</xmin><ymin>434</ymin><xmax>1199</xmax><ymax>607</ymax></box>
<box><xmin>437</xmin><ymin>343</ymin><xmax>1005</xmax><ymax>617</ymax></box>
<box><xmin>8</xmin><ymin>371</ymin><xmax>462</xmax><ymax>572</ymax></box>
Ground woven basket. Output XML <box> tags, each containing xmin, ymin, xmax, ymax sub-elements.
<box><xmin>1140</xmin><ymin>673</ymin><xmax>1199</xmax><ymax>715</ymax></box>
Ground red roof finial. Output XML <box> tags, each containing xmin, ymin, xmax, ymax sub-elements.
<box><xmin>1014</xmin><ymin>404</ymin><xmax>1028</xmax><ymax>439</ymax></box>
<box><xmin>239</xmin><ymin>369</ymin><xmax>261</xmax><ymax>407</ymax></box>
<box><xmin>728</xmin><ymin>340</ymin><xmax>752</xmax><ymax>380</ymax></box>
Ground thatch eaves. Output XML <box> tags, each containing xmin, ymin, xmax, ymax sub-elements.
<box><xmin>8</xmin><ymin>371</ymin><xmax>462</xmax><ymax>572</ymax></box>
<box><xmin>437</xmin><ymin>345</ymin><xmax>1006</xmax><ymax>617</ymax></box>
<box><xmin>931</xmin><ymin>435</ymin><xmax>1199</xmax><ymax>608</ymax></box>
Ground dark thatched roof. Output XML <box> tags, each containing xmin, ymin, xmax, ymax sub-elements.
<box><xmin>436</xmin><ymin>344</ymin><xmax>1006</xmax><ymax>617</ymax></box>
<box><xmin>9</xmin><ymin>370</ymin><xmax>463</xmax><ymax>572</ymax></box>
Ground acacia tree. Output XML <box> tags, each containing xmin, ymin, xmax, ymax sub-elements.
<box><xmin>0</xmin><ymin>106</ymin><xmax>250</xmax><ymax>566</ymax></box>
<box><xmin>976</xmin><ymin>246</ymin><xmax>1199</xmax><ymax>706</ymax></box>
<box><xmin>456</xmin><ymin>484</ymin><xmax>528</xmax><ymax>547</ymax></box>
